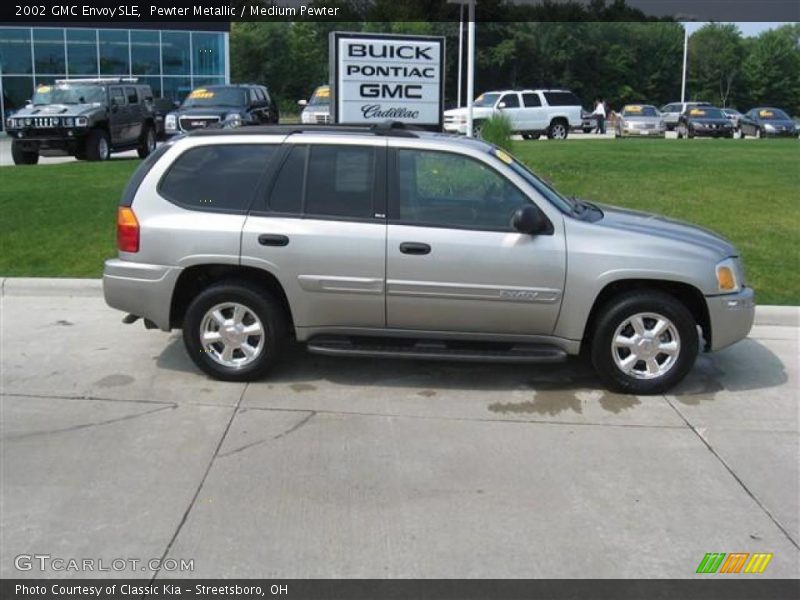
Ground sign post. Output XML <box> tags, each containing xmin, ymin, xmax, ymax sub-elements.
<box><xmin>330</xmin><ymin>32</ymin><xmax>445</xmax><ymax>130</ymax></box>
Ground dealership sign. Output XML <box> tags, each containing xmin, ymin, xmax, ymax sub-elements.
<box><xmin>330</xmin><ymin>32</ymin><xmax>445</xmax><ymax>129</ymax></box>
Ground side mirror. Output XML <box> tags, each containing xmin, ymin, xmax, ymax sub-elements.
<box><xmin>173</xmin><ymin>101</ymin><xmax>180</xmax><ymax>108</ymax></box>
<box><xmin>25</xmin><ymin>99</ymin><xmax>33</xmax><ymax>107</ymax></box>
<box><xmin>298</xmin><ymin>99</ymin><xmax>308</xmax><ymax>107</ymax></box>
<box><xmin>512</xmin><ymin>205</ymin><xmax>547</xmax><ymax>235</ymax></box>
<box><xmin>497</xmin><ymin>102</ymin><xmax>506</xmax><ymax>109</ymax></box>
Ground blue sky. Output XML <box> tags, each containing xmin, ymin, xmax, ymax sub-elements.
<box><xmin>684</xmin><ymin>22</ymin><xmax>789</xmax><ymax>37</ymax></box>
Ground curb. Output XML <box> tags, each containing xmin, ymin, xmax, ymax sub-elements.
<box><xmin>0</xmin><ymin>277</ymin><xmax>798</xmax><ymax>327</ymax></box>
<box><xmin>1</xmin><ymin>277</ymin><xmax>103</xmax><ymax>298</ymax></box>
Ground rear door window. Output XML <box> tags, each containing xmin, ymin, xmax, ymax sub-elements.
<box><xmin>159</xmin><ymin>144</ymin><xmax>277</xmax><ymax>212</ymax></box>
<box><xmin>304</xmin><ymin>145</ymin><xmax>376</xmax><ymax>219</ymax></box>
<box><xmin>522</xmin><ymin>93</ymin><xmax>541</xmax><ymax>107</ymax></box>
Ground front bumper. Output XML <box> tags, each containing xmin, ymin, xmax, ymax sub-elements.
<box><xmin>620</xmin><ymin>128</ymin><xmax>665</xmax><ymax>137</ymax></box>
<box><xmin>692</xmin><ymin>128</ymin><xmax>734</xmax><ymax>137</ymax></box>
<box><xmin>443</xmin><ymin>122</ymin><xmax>468</xmax><ymax>135</ymax></box>
<box><xmin>706</xmin><ymin>286</ymin><xmax>755</xmax><ymax>351</ymax></box>
<box><xmin>763</xmin><ymin>129</ymin><xmax>797</xmax><ymax>137</ymax></box>
<box><xmin>9</xmin><ymin>129</ymin><xmax>87</xmax><ymax>153</ymax></box>
<box><xmin>103</xmin><ymin>259</ymin><xmax>182</xmax><ymax>331</ymax></box>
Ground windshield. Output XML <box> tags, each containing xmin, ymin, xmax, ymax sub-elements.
<box><xmin>308</xmin><ymin>86</ymin><xmax>330</xmax><ymax>106</ymax></box>
<box><xmin>473</xmin><ymin>93</ymin><xmax>500</xmax><ymax>107</ymax></box>
<box><xmin>687</xmin><ymin>107</ymin><xmax>724</xmax><ymax>119</ymax></box>
<box><xmin>757</xmin><ymin>109</ymin><xmax>790</xmax><ymax>120</ymax></box>
<box><xmin>32</xmin><ymin>84</ymin><xmax>105</xmax><ymax>105</ymax></box>
<box><xmin>622</xmin><ymin>105</ymin><xmax>658</xmax><ymax>117</ymax></box>
<box><xmin>183</xmin><ymin>87</ymin><xmax>246</xmax><ymax>108</ymax></box>
<box><xmin>487</xmin><ymin>147</ymin><xmax>574</xmax><ymax>214</ymax></box>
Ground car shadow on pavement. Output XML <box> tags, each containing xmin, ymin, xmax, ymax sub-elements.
<box><xmin>155</xmin><ymin>335</ymin><xmax>787</xmax><ymax>398</ymax></box>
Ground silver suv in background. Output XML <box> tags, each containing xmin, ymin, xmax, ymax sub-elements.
<box><xmin>104</xmin><ymin>124</ymin><xmax>754</xmax><ymax>394</ymax></box>
<box><xmin>444</xmin><ymin>89</ymin><xmax>583</xmax><ymax>140</ymax></box>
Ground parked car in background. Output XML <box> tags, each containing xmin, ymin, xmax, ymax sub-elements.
<box><xmin>738</xmin><ymin>107</ymin><xmax>797</xmax><ymax>138</ymax></box>
<box><xmin>676</xmin><ymin>106</ymin><xmax>734</xmax><ymax>139</ymax></box>
<box><xmin>104</xmin><ymin>123</ymin><xmax>754</xmax><ymax>395</ymax></box>
<box><xmin>298</xmin><ymin>85</ymin><xmax>331</xmax><ymax>124</ymax></box>
<box><xmin>615</xmin><ymin>104</ymin><xmax>666</xmax><ymax>138</ymax></box>
<box><xmin>659</xmin><ymin>101</ymin><xmax>712</xmax><ymax>131</ymax></box>
<box><xmin>720</xmin><ymin>108</ymin><xmax>743</xmax><ymax>132</ymax></box>
<box><xmin>443</xmin><ymin>89</ymin><xmax>583</xmax><ymax>140</ymax></box>
<box><xmin>165</xmin><ymin>84</ymin><xmax>279</xmax><ymax>136</ymax></box>
<box><xmin>5</xmin><ymin>78</ymin><xmax>157</xmax><ymax>164</ymax></box>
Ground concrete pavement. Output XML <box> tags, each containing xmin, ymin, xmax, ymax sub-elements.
<box><xmin>1</xmin><ymin>279</ymin><xmax>798</xmax><ymax>578</ymax></box>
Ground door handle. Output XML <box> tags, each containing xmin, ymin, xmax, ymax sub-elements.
<box><xmin>258</xmin><ymin>234</ymin><xmax>289</xmax><ymax>247</ymax></box>
<box><xmin>399</xmin><ymin>242</ymin><xmax>431</xmax><ymax>255</ymax></box>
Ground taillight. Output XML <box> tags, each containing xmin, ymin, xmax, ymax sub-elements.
<box><xmin>117</xmin><ymin>207</ymin><xmax>140</xmax><ymax>253</ymax></box>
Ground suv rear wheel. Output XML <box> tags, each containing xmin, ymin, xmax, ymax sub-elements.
<box><xmin>547</xmin><ymin>119</ymin><xmax>568</xmax><ymax>140</ymax></box>
<box><xmin>86</xmin><ymin>129</ymin><xmax>110</xmax><ymax>161</ymax></box>
<box><xmin>137</xmin><ymin>124</ymin><xmax>156</xmax><ymax>158</ymax></box>
<box><xmin>590</xmin><ymin>291</ymin><xmax>698</xmax><ymax>395</ymax></box>
<box><xmin>11</xmin><ymin>141</ymin><xmax>39</xmax><ymax>165</ymax></box>
<box><xmin>182</xmin><ymin>282</ymin><xmax>288</xmax><ymax>381</ymax></box>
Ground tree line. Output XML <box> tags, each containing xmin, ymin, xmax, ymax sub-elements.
<box><xmin>231</xmin><ymin>19</ymin><xmax>800</xmax><ymax>115</ymax></box>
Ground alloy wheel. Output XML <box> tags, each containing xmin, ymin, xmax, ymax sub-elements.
<box><xmin>611</xmin><ymin>312</ymin><xmax>681</xmax><ymax>380</ymax></box>
<box><xmin>199</xmin><ymin>302</ymin><xmax>266</xmax><ymax>369</ymax></box>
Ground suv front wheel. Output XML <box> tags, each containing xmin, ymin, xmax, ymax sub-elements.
<box><xmin>590</xmin><ymin>291</ymin><xmax>698</xmax><ymax>395</ymax></box>
<box><xmin>11</xmin><ymin>141</ymin><xmax>39</xmax><ymax>165</ymax></box>
<box><xmin>182</xmin><ymin>282</ymin><xmax>288</xmax><ymax>381</ymax></box>
<box><xmin>86</xmin><ymin>129</ymin><xmax>111</xmax><ymax>161</ymax></box>
<box><xmin>137</xmin><ymin>125</ymin><xmax>156</xmax><ymax>158</ymax></box>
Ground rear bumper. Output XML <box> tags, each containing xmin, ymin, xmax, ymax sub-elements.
<box><xmin>443</xmin><ymin>122</ymin><xmax>468</xmax><ymax>135</ymax></box>
<box><xmin>706</xmin><ymin>287</ymin><xmax>755</xmax><ymax>351</ymax></box>
<box><xmin>103</xmin><ymin>259</ymin><xmax>182</xmax><ymax>331</ymax></box>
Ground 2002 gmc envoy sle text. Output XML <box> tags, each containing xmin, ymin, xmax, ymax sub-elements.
<box><xmin>103</xmin><ymin>124</ymin><xmax>755</xmax><ymax>394</ymax></box>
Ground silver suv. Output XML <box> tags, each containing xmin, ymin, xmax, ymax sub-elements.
<box><xmin>103</xmin><ymin>124</ymin><xmax>754</xmax><ymax>394</ymax></box>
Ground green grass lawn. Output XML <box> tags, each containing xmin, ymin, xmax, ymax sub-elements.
<box><xmin>1</xmin><ymin>139</ymin><xmax>798</xmax><ymax>304</ymax></box>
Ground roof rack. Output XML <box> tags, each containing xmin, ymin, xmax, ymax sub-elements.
<box><xmin>54</xmin><ymin>77</ymin><xmax>139</xmax><ymax>84</ymax></box>
<box><xmin>190</xmin><ymin>121</ymin><xmax>424</xmax><ymax>139</ymax></box>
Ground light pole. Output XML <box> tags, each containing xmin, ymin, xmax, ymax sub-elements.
<box><xmin>465</xmin><ymin>0</ymin><xmax>475</xmax><ymax>137</ymax></box>
<box><xmin>681</xmin><ymin>25</ymin><xmax>688</xmax><ymax>103</ymax></box>
<box><xmin>457</xmin><ymin>2</ymin><xmax>463</xmax><ymax>108</ymax></box>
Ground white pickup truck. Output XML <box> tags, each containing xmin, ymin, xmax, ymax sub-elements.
<box><xmin>443</xmin><ymin>89</ymin><xmax>583</xmax><ymax>140</ymax></box>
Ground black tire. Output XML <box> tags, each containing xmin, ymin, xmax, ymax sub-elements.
<box><xmin>137</xmin><ymin>124</ymin><xmax>156</xmax><ymax>158</ymax></box>
<box><xmin>589</xmin><ymin>291</ymin><xmax>698</xmax><ymax>395</ymax></box>
<box><xmin>687</xmin><ymin>126</ymin><xmax>695</xmax><ymax>139</ymax></box>
<box><xmin>472</xmin><ymin>120</ymin><xmax>484</xmax><ymax>138</ymax></box>
<box><xmin>522</xmin><ymin>133</ymin><xmax>541</xmax><ymax>140</ymax></box>
<box><xmin>182</xmin><ymin>281</ymin><xmax>288</xmax><ymax>382</ymax></box>
<box><xmin>739</xmin><ymin>128</ymin><xmax>746</xmax><ymax>139</ymax></box>
<box><xmin>582</xmin><ymin>127</ymin><xmax>593</xmax><ymax>134</ymax></box>
<box><xmin>85</xmin><ymin>128</ymin><xmax>111</xmax><ymax>161</ymax></box>
<box><xmin>547</xmin><ymin>119</ymin><xmax>568</xmax><ymax>140</ymax></box>
<box><xmin>11</xmin><ymin>141</ymin><xmax>39</xmax><ymax>165</ymax></box>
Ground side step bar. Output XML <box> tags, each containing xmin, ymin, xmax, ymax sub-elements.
<box><xmin>306</xmin><ymin>336</ymin><xmax>567</xmax><ymax>364</ymax></box>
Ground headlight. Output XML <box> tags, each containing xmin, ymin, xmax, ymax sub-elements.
<box><xmin>716</xmin><ymin>257</ymin><xmax>741</xmax><ymax>293</ymax></box>
<box><xmin>165</xmin><ymin>114</ymin><xmax>177</xmax><ymax>131</ymax></box>
<box><xmin>5</xmin><ymin>117</ymin><xmax>13</xmax><ymax>129</ymax></box>
<box><xmin>658</xmin><ymin>121</ymin><xmax>665</xmax><ymax>129</ymax></box>
<box><xmin>75</xmin><ymin>117</ymin><xmax>88</xmax><ymax>127</ymax></box>
<box><xmin>301</xmin><ymin>111</ymin><xmax>313</xmax><ymax>124</ymax></box>
<box><xmin>764</xmin><ymin>123</ymin><xmax>775</xmax><ymax>131</ymax></box>
<box><xmin>223</xmin><ymin>113</ymin><xmax>243</xmax><ymax>128</ymax></box>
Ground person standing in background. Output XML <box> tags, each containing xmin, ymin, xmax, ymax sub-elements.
<box><xmin>592</xmin><ymin>99</ymin><xmax>606</xmax><ymax>134</ymax></box>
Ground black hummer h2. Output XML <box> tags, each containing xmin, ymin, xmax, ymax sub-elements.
<box><xmin>5</xmin><ymin>78</ymin><xmax>158</xmax><ymax>164</ymax></box>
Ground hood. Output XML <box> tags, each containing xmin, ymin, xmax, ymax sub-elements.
<box><xmin>176</xmin><ymin>106</ymin><xmax>238</xmax><ymax>118</ymax></box>
<box><xmin>444</xmin><ymin>106</ymin><xmax>495</xmax><ymax>118</ymax></box>
<box><xmin>12</xmin><ymin>103</ymin><xmax>101</xmax><ymax>118</ymax></box>
<box><xmin>687</xmin><ymin>116</ymin><xmax>729</xmax><ymax>124</ymax></box>
<box><xmin>761</xmin><ymin>119</ymin><xmax>795</xmax><ymax>128</ymax></box>
<box><xmin>302</xmin><ymin>105</ymin><xmax>330</xmax><ymax>115</ymax></box>
<box><xmin>597</xmin><ymin>204</ymin><xmax>736</xmax><ymax>258</ymax></box>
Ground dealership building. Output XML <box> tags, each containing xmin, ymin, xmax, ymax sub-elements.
<box><xmin>0</xmin><ymin>23</ymin><xmax>230</xmax><ymax>131</ymax></box>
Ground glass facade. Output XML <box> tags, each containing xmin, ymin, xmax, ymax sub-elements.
<box><xmin>0</xmin><ymin>26</ymin><xmax>228</xmax><ymax>130</ymax></box>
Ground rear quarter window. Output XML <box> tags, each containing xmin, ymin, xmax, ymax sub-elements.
<box><xmin>543</xmin><ymin>92</ymin><xmax>580</xmax><ymax>106</ymax></box>
<box><xmin>158</xmin><ymin>144</ymin><xmax>277</xmax><ymax>213</ymax></box>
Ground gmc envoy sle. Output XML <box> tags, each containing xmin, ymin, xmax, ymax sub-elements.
<box><xmin>103</xmin><ymin>125</ymin><xmax>754</xmax><ymax>394</ymax></box>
